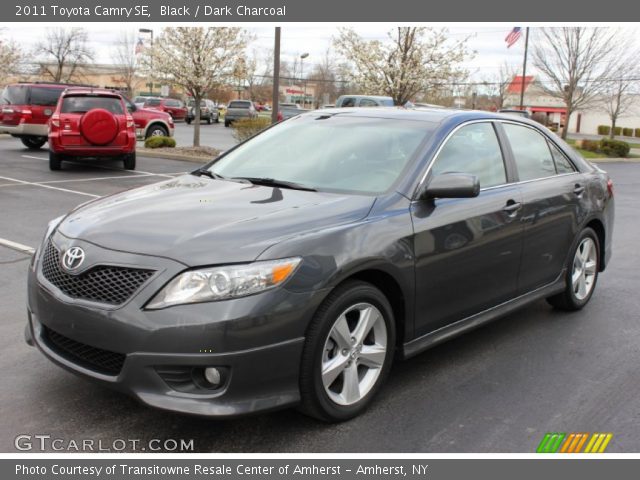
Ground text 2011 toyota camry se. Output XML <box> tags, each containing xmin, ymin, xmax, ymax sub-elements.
<box><xmin>25</xmin><ymin>108</ymin><xmax>614</xmax><ymax>422</ymax></box>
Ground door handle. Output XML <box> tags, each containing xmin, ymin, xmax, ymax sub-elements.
<box><xmin>573</xmin><ymin>184</ymin><xmax>585</xmax><ymax>196</ymax></box>
<box><xmin>503</xmin><ymin>201</ymin><xmax>522</xmax><ymax>214</ymax></box>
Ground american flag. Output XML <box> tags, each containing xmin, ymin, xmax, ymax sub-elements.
<box><xmin>505</xmin><ymin>27</ymin><xmax>522</xmax><ymax>48</ymax></box>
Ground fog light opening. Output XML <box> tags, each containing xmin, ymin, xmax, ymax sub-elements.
<box><xmin>204</xmin><ymin>367</ymin><xmax>222</xmax><ymax>386</ymax></box>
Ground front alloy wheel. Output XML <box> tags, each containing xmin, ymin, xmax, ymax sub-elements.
<box><xmin>322</xmin><ymin>303</ymin><xmax>388</xmax><ymax>406</ymax></box>
<box><xmin>300</xmin><ymin>280</ymin><xmax>395</xmax><ymax>422</ymax></box>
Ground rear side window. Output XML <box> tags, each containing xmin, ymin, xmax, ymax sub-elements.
<box><xmin>61</xmin><ymin>96</ymin><xmax>124</xmax><ymax>114</ymax></box>
<box><xmin>502</xmin><ymin>123</ymin><xmax>556</xmax><ymax>181</ymax></box>
<box><xmin>359</xmin><ymin>98</ymin><xmax>378</xmax><ymax>107</ymax></box>
<box><xmin>431</xmin><ymin>122</ymin><xmax>507</xmax><ymax>189</ymax></box>
<box><xmin>1</xmin><ymin>85</ymin><xmax>29</xmax><ymax>105</ymax></box>
<box><xmin>30</xmin><ymin>87</ymin><xmax>63</xmax><ymax>106</ymax></box>
<box><xmin>341</xmin><ymin>98</ymin><xmax>356</xmax><ymax>107</ymax></box>
<box><xmin>228</xmin><ymin>101</ymin><xmax>249</xmax><ymax>109</ymax></box>
<box><xmin>548</xmin><ymin>141</ymin><xmax>576</xmax><ymax>174</ymax></box>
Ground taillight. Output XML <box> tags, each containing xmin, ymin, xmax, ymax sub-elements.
<box><xmin>19</xmin><ymin>109</ymin><xmax>32</xmax><ymax>123</ymax></box>
<box><xmin>607</xmin><ymin>178</ymin><xmax>614</xmax><ymax>198</ymax></box>
<box><xmin>126</xmin><ymin>116</ymin><xmax>135</xmax><ymax>128</ymax></box>
<box><xmin>50</xmin><ymin>116</ymin><xmax>60</xmax><ymax>128</ymax></box>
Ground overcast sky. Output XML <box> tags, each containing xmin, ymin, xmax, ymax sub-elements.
<box><xmin>2</xmin><ymin>25</ymin><xmax>636</xmax><ymax>81</ymax></box>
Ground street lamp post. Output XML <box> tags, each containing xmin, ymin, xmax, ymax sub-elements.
<box><xmin>139</xmin><ymin>28</ymin><xmax>154</xmax><ymax>95</ymax></box>
<box><xmin>300</xmin><ymin>52</ymin><xmax>309</xmax><ymax>108</ymax></box>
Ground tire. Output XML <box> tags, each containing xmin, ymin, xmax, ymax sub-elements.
<box><xmin>49</xmin><ymin>151</ymin><xmax>61</xmax><ymax>171</ymax></box>
<box><xmin>145</xmin><ymin>124</ymin><xmax>168</xmax><ymax>138</ymax></box>
<box><xmin>224</xmin><ymin>120</ymin><xmax>230</xmax><ymax>127</ymax></box>
<box><xmin>186</xmin><ymin>118</ymin><xmax>192</xmax><ymax>125</ymax></box>
<box><xmin>299</xmin><ymin>280</ymin><xmax>396</xmax><ymax>422</ymax></box>
<box><xmin>547</xmin><ymin>227</ymin><xmax>600</xmax><ymax>311</ymax></box>
<box><xmin>206</xmin><ymin>116</ymin><xmax>211</xmax><ymax>125</ymax></box>
<box><xmin>214</xmin><ymin>115</ymin><xmax>220</xmax><ymax>124</ymax></box>
<box><xmin>123</xmin><ymin>152</ymin><xmax>136</xmax><ymax>170</ymax></box>
<box><xmin>21</xmin><ymin>136</ymin><xmax>47</xmax><ymax>150</ymax></box>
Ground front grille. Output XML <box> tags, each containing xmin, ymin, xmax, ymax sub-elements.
<box><xmin>43</xmin><ymin>326</ymin><xmax>126</xmax><ymax>376</ymax></box>
<box><xmin>41</xmin><ymin>240</ymin><xmax>154</xmax><ymax>306</ymax></box>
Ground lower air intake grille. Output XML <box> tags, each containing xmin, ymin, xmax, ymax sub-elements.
<box><xmin>43</xmin><ymin>326</ymin><xmax>126</xmax><ymax>376</ymax></box>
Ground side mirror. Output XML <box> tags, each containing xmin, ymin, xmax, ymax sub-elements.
<box><xmin>127</xmin><ymin>103</ymin><xmax>136</xmax><ymax>113</ymax></box>
<box><xmin>420</xmin><ymin>173</ymin><xmax>480</xmax><ymax>199</ymax></box>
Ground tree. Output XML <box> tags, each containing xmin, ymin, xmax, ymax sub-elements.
<box><xmin>333</xmin><ymin>27</ymin><xmax>471</xmax><ymax>105</ymax></box>
<box><xmin>308</xmin><ymin>49</ymin><xmax>339</xmax><ymax>107</ymax></box>
<box><xmin>0</xmin><ymin>34</ymin><xmax>22</xmax><ymax>80</ymax></box>
<box><xmin>482</xmin><ymin>62</ymin><xmax>518</xmax><ymax>110</ymax></box>
<box><xmin>600</xmin><ymin>61</ymin><xmax>639</xmax><ymax>138</ymax></box>
<box><xmin>532</xmin><ymin>27</ymin><xmax>623</xmax><ymax>139</ymax></box>
<box><xmin>112</xmin><ymin>31</ymin><xmax>139</xmax><ymax>97</ymax></box>
<box><xmin>147</xmin><ymin>27</ymin><xmax>249</xmax><ymax>147</ymax></box>
<box><xmin>36</xmin><ymin>28</ymin><xmax>93</xmax><ymax>83</ymax></box>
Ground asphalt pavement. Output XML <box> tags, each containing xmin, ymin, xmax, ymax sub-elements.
<box><xmin>1</xmin><ymin>136</ymin><xmax>639</xmax><ymax>452</ymax></box>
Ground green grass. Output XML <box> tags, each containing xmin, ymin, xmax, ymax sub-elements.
<box><xmin>573</xmin><ymin>148</ymin><xmax>601</xmax><ymax>158</ymax></box>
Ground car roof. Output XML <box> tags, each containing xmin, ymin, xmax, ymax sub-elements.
<box><xmin>337</xmin><ymin>95</ymin><xmax>392</xmax><ymax>100</ymax></box>
<box><xmin>306</xmin><ymin>106</ymin><xmax>548</xmax><ymax>126</ymax></box>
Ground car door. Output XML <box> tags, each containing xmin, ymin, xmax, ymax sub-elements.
<box><xmin>499</xmin><ymin>121</ymin><xmax>585</xmax><ymax>294</ymax></box>
<box><xmin>411</xmin><ymin>121</ymin><xmax>524</xmax><ymax>337</ymax></box>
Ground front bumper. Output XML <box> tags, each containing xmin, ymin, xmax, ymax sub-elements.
<box><xmin>26</xmin><ymin>233</ymin><xmax>326</xmax><ymax>417</ymax></box>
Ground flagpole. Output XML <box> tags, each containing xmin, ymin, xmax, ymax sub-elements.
<box><xmin>519</xmin><ymin>27</ymin><xmax>530</xmax><ymax>110</ymax></box>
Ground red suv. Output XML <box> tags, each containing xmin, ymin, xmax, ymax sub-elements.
<box><xmin>48</xmin><ymin>88</ymin><xmax>136</xmax><ymax>171</ymax></box>
<box><xmin>143</xmin><ymin>97</ymin><xmax>187</xmax><ymax>120</ymax></box>
<box><xmin>0</xmin><ymin>82</ymin><xmax>70</xmax><ymax>149</ymax></box>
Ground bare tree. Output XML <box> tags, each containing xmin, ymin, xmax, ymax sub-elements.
<box><xmin>0</xmin><ymin>33</ymin><xmax>23</xmax><ymax>81</ymax></box>
<box><xmin>600</xmin><ymin>60</ymin><xmax>639</xmax><ymax>138</ymax></box>
<box><xmin>112</xmin><ymin>31</ymin><xmax>139</xmax><ymax>97</ymax></box>
<box><xmin>36</xmin><ymin>28</ymin><xmax>94</xmax><ymax>83</ymax></box>
<box><xmin>482</xmin><ymin>63</ymin><xmax>518</xmax><ymax>110</ymax></box>
<box><xmin>532</xmin><ymin>27</ymin><xmax>623</xmax><ymax>139</ymax></box>
<box><xmin>308</xmin><ymin>49</ymin><xmax>338</xmax><ymax>107</ymax></box>
<box><xmin>147</xmin><ymin>27</ymin><xmax>249</xmax><ymax>147</ymax></box>
<box><xmin>334</xmin><ymin>27</ymin><xmax>471</xmax><ymax>105</ymax></box>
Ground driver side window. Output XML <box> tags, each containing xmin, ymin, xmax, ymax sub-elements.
<box><xmin>431</xmin><ymin>122</ymin><xmax>507</xmax><ymax>189</ymax></box>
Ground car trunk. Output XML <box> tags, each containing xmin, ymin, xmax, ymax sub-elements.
<box><xmin>58</xmin><ymin>113</ymin><xmax>129</xmax><ymax>147</ymax></box>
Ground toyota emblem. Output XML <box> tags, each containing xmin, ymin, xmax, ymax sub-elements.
<box><xmin>61</xmin><ymin>247</ymin><xmax>85</xmax><ymax>272</ymax></box>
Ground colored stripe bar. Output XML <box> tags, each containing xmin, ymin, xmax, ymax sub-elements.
<box><xmin>597</xmin><ymin>433</ymin><xmax>613</xmax><ymax>453</ymax></box>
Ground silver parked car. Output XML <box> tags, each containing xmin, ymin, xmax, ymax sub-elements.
<box><xmin>335</xmin><ymin>95</ymin><xmax>394</xmax><ymax>108</ymax></box>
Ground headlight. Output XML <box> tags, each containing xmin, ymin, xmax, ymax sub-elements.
<box><xmin>31</xmin><ymin>215</ymin><xmax>65</xmax><ymax>271</ymax></box>
<box><xmin>146</xmin><ymin>257</ymin><xmax>302</xmax><ymax>310</ymax></box>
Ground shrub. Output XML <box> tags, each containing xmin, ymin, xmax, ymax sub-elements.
<box><xmin>613</xmin><ymin>126</ymin><xmax>622</xmax><ymax>136</ymax></box>
<box><xmin>622</xmin><ymin>127</ymin><xmax>633</xmax><ymax>137</ymax></box>
<box><xmin>581</xmin><ymin>140</ymin><xmax>600</xmax><ymax>152</ymax></box>
<box><xmin>144</xmin><ymin>136</ymin><xmax>176</xmax><ymax>148</ymax></box>
<box><xmin>635</xmin><ymin>128</ymin><xmax>640</xmax><ymax>138</ymax></box>
<box><xmin>597</xmin><ymin>125</ymin><xmax>611</xmax><ymax>135</ymax></box>
<box><xmin>231</xmin><ymin>117</ymin><xmax>271</xmax><ymax>142</ymax></box>
<box><xmin>599</xmin><ymin>138</ymin><xmax>630</xmax><ymax>158</ymax></box>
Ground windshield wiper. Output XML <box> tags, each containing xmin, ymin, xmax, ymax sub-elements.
<box><xmin>191</xmin><ymin>168</ymin><xmax>227</xmax><ymax>180</ymax></box>
<box><xmin>231</xmin><ymin>177</ymin><xmax>317</xmax><ymax>192</ymax></box>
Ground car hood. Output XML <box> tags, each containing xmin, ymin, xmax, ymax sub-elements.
<box><xmin>58</xmin><ymin>175</ymin><xmax>375</xmax><ymax>266</ymax></box>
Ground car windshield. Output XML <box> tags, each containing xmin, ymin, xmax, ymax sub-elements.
<box><xmin>208</xmin><ymin>115</ymin><xmax>433</xmax><ymax>194</ymax></box>
<box><xmin>61</xmin><ymin>96</ymin><xmax>124</xmax><ymax>114</ymax></box>
<box><xmin>144</xmin><ymin>98</ymin><xmax>161</xmax><ymax>106</ymax></box>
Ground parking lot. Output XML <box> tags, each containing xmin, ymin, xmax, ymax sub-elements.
<box><xmin>1</xmin><ymin>134</ymin><xmax>639</xmax><ymax>453</ymax></box>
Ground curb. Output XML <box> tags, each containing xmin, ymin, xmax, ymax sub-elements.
<box><xmin>137</xmin><ymin>149</ymin><xmax>214</xmax><ymax>164</ymax></box>
<box><xmin>588</xmin><ymin>158</ymin><xmax>640</xmax><ymax>164</ymax></box>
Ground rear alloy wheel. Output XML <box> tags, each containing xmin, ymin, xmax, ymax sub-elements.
<box><xmin>547</xmin><ymin>227</ymin><xmax>600</xmax><ymax>311</ymax></box>
<box><xmin>300</xmin><ymin>281</ymin><xmax>395</xmax><ymax>422</ymax></box>
<box><xmin>123</xmin><ymin>152</ymin><xmax>136</xmax><ymax>170</ymax></box>
<box><xmin>21</xmin><ymin>136</ymin><xmax>47</xmax><ymax>150</ymax></box>
<box><xmin>146</xmin><ymin>125</ymin><xmax>168</xmax><ymax>138</ymax></box>
<box><xmin>49</xmin><ymin>151</ymin><xmax>62</xmax><ymax>171</ymax></box>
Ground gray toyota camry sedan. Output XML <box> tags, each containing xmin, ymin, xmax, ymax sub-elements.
<box><xmin>26</xmin><ymin>108</ymin><xmax>614</xmax><ymax>422</ymax></box>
